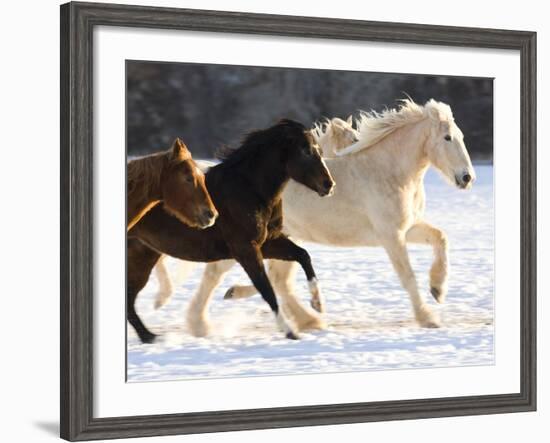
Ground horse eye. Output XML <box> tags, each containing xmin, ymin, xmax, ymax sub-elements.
<box><xmin>444</xmin><ymin>135</ymin><xmax>452</xmax><ymax>141</ymax></box>
<box><xmin>180</xmin><ymin>171</ymin><xmax>193</xmax><ymax>183</ymax></box>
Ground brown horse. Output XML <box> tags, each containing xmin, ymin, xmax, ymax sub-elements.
<box><xmin>127</xmin><ymin>138</ymin><xmax>218</xmax><ymax>231</ymax></box>
<box><xmin>128</xmin><ymin>119</ymin><xmax>335</xmax><ymax>343</ymax></box>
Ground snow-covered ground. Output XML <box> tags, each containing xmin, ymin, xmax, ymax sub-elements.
<box><xmin>128</xmin><ymin>165</ymin><xmax>494</xmax><ymax>382</ymax></box>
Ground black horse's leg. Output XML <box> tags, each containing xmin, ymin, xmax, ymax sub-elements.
<box><xmin>232</xmin><ymin>243</ymin><xmax>299</xmax><ymax>339</ymax></box>
<box><xmin>261</xmin><ymin>236</ymin><xmax>316</xmax><ymax>279</ymax></box>
<box><xmin>127</xmin><ymin>238</ymin><xmax>161</xmax><ymax>343</ymax></box>
<box><xmin>261</xmin><ymin>236</ymin><xmax>325</xmax><ymax>313</ymax></box>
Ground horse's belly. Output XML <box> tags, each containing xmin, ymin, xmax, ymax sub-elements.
<box><xmin>283</xmin><ymin>214</ymin><xmax>379</xmax><ymax>247</ymax></box>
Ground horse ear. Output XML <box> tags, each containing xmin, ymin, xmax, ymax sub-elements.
<box><xmin>171</xmin><ymin>138</ymin><xmax>191</xmax><ymax>162</ymax></box>
<box><xmin>346</xmin><ymin>115</ymin><xmax>353</xmax><ymax>125</ymax></box>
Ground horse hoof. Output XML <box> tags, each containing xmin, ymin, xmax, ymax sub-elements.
<box><xmin>296</xmin><ymin>315</ymin><xmax>327</xmax><ymax>331</ymax></box>
<box><xmin>422</xmin><ymin>319</ymin><xmax>441</xmax><ymax>328</ymax></box>
<box><xmin>187</xmin><ymin>316</ymin><xmax>211</xmax><ymax>337</ymax></box>
<box><xmin>430</xmin><ymin>286</ymin><xmax>447</xmax><ymax>304</ymax></box>
<box><xmin>418</xmin><ymin>315</ymin><xmax>441</xmax><ymax>328</ymax></box>
<box><xmin>416</xmin><ymin>305</ymin><xmax>441</xmax><ymax>328</ymax></box>
<box><xmin>224</xmin><ymin>287</ymin><xmax>234</xmax><ymax>300</ymax></box>
<box><xmin>141</xmin><ymin>333</ymin><xmax>157</xmax><ymax>344</ymax></box>
<box><xmin>286</xmin><ymin>331</ymin><xmax>299</xmax><ymax>340</ymax></box>
<box><xmin>430</xmin><ymin>286</ymin><xmax>442</xmax><ymax>303</ymax></box>
<box><xmin>154</xmin><ymin>294</ymin><xmax>170</xmax><ymax>310</ymax></box>
<box><xmin>310</xmin><ymin>299</ymin><xmax>326</xmax><ymax>313</ymax></box>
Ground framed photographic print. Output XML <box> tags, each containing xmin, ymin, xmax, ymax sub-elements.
<box><xmin>60</xmin><ymin>1</ymin><xmax>537</xmax><ymax>441</ymax></box>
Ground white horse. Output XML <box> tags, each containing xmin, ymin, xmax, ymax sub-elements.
<box><xmin>158</xmin><ymin>100</ymin><xmax>476</xmax><ymax>336</ymax></box>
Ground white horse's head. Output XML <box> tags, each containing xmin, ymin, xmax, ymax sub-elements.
<box><xmin>311</xmin><ymin>116</ymin><xmax>358</xmax><ymax>158</ymax></box>
<box><xmin>424</xmin><ymin>100</ymin><xmax>476</xmax><ymax>190</ymax></box>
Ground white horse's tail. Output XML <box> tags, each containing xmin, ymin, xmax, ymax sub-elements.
<box><xmin>334</xmin><ymin>112</ymin><xmax>374</xmax><ymax>156</ymax></box>
<box><xmin>154</xmin><ymin>256</ymin><xmax>196</xmax><ymax>309</ymax></box>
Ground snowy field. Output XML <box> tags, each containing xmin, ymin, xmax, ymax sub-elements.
<box><xmin>127</xmin><ymin>165</ymin><xmax>494</xmax><ymax>382</ymax></box>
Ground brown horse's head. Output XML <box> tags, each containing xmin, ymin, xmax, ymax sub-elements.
<box><xmin>162</xmin><ymin>138</ymin><xmax>218</xmax><ymax>229</ymax></box>
<box><xmin>282</xmin><ymin>120</ymin><xmax>335</xmax><ymax>197</ymax></box>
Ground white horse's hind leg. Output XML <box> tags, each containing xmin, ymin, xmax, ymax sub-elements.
<box><xmin>186</xmin><ymin>260</ymin><xmax>236</xmax><ymax>337</ymax></box>
<box><xmin>268</xmin><ymin>260</ymin><xmax>326</xmax><ymax>331</ymax></box>
<box><xmin>228</xmin><ymin>279</ymin><xmax>326</xmax><ymax>316</ymax></box>
<box><xmin>154</xmin><ymin>255</ymin><xmax>174</xmax><ymax>309</ymax></box>
<box><xmin>406</xmin><ymin>221</ymin><xmax>449</xmax><ymax>304</ymax></box>
<box><xmin>224</xmin><ymin>284</ymin><xmax>257</xmax><ymax>300</ymax></box>
<box><xmin>382</xmin><ymin>235</ymin><xmax>441</xmax><ymax>328</ymax></box>
<box><xmin>225</xmin><ymin>260</ymin><xmax>326</xmax><ymax>331</ymax></box>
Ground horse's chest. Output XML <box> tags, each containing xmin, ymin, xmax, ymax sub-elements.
<box><xmin>247</xmin><ymin>204</ymin><xmax>282</xmax><ymax>245</ymax></box>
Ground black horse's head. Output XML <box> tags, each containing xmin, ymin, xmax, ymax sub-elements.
<box><xmin>277</xmin><ymin>119</ymin><xmax>335</xmax><ymax>197</ymax></box>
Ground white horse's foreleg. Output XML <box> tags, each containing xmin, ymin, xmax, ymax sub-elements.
<box><xmin>406</xmin><ymin>221</ymin><xmax>449</xmax><ymax>304</ymax></box>
<box><xmin>382</xmin><ymin>235</ymin><xmax>441</xmax><ymax>328</ymax></box>
<box><xmin>186</xmin><ymin>260</ymin><xmax>236</xmax><ymax>337</ymax></box>
<box><xmin>154</xmin><ymin>255</ymin><xmax>174</xmax><ymax>309</ymax></box>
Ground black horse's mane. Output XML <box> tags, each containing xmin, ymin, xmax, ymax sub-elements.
<box><xmin>215</xmin><ymin>119</ymin><xmax>307</xmax><ymax>166</ymax></box>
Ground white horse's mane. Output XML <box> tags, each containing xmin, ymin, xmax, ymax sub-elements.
<box><xmin>336</xmin><ymin>99</ymin><xmax>454</xmax><ymax>156</ymax></box>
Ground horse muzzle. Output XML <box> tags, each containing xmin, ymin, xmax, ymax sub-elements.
<box><xmin>454</xmin><ymin>171</ymin><xmax>475</xmax><ymax>189</ymax></box>
<box><xmin>197</xmin><ymin>209</ymin><xmax>218</xmax><ymax>229</ymax></box>
<box><xmin>317</xmin><ymin>179</ymin><xmax>335</xmax><ymax>197</ymax></box>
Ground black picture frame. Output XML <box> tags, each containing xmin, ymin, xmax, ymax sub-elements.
<box><xmin>60</xmin><ymin>1</ymin><xmax>537</xmax><ymax>441</ymax></box>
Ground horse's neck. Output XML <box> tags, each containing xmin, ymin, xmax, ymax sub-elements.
<box><xmin>127</xmin><ymin>157</ymin><xmax>164</xmax><ymax>217</ymax></box>
<box><xmin>342</xmin><ymin>119</ymin><xmax>431</xmax><ymax>187</ymax></box>
<box><xmin>238</xmin><ymin>152</ymin><xmax>288</xmax><ymax>203</ymax></box>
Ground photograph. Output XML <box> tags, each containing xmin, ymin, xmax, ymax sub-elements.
<box><xmin>125</xmin><ymin>60</ymin><xmax>494</xmax><ymax>382</ymax></box>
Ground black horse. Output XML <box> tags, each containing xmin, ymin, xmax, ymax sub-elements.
<box><xmin>128</xmin><ymin>119</ymin><xmax>335</xmax><ymax>343</ymax></box>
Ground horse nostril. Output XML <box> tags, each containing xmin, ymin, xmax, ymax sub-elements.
<box><xmin>322</xmin><ymin>179</ymin><xmax>333</xmax><ymax>190</ymax></box>
<box><xmin>203</xmin><ymin>209</ymin><xmax>215</xmax><ymax>220</ymax></box>
<box><xmin>462</xmin><ymin>174</ymin><xmax>472</xmax><ymax>184</ymax></box>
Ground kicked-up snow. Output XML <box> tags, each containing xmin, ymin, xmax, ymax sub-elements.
<box><xmin>127</xmin><ymin>165</ymin><xmax>494</xmax><ymax>382</ymax></box>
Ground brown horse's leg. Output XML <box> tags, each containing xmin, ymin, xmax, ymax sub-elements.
<box><xmin>127</xmin><ymin>238</ymin><xmax>161</xmax><ymax>343</ymax></box>
<box><xmin>232</xmin><ymin>243</ymin><xmax>299</xmax><ymax>340</ymax></box>
<box><xmin>261</xmin><ymin>237</ymin><xmax>325</xmax><ymax>313</ymax></box>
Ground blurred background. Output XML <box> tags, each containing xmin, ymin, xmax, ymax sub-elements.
<box><xmin>127</xmin><ymin>61</ymin><xmax>493</xmax><ymax>161</ymax></box>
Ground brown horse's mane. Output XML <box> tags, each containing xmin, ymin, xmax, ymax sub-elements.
<box><xmin>127</xmin><ymin>151</ymin><xmax>167</xmax><ymax>199</ymax></box>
